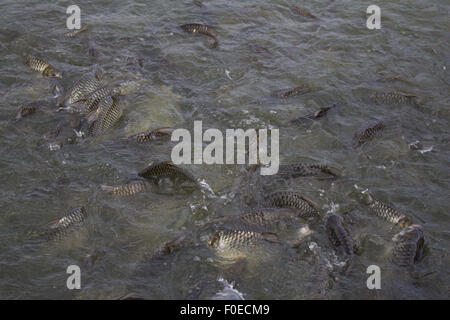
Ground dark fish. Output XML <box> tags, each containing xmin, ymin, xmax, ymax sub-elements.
<box><xmin>364</xmin><ymin>193</ymin><xmax>413</xmax><ymax>228</ymax></box>
<box><xmin>138</xmin><ymin>161</ymin><xmax>197</xmax><ymax>184</ymax></box>
<box><xmin>277</xmin><ymin>163</ymin><xmax>341</xmax><ymax>179</ymax></box>
<box><xmin>87</xmin><ymin>95</ymin><xmax>123</xmax><ymax>136</ymax></box>
<box><xmin>207</xmin><ymin>230</ymin><xmax>278</xmax><ymax>259</ymax></box>
<box><xmin>101</xmin><ymin>180</ymin><xmax>152</xmax><ymax>196</ymax></box>
<box><xmin>180</xmin><ymin>23</ymin><xmax>219</xmax><ymax>47</ymax></box>
<box><xmin>45</xmin><ymin>206</ymin><xmax>87</xmax><ymax>242</ymax></box>
<box><xmin>15</xmin><ymin>100</ymin><xmax>51</xmax><ymax>120</ymax></box>
<box><xmin>57</xmin><ymin>71</ymin><xmax>103</xmax><ymax>107</ymax></box>
<box><xmin>271</xmin><ymin>85</ymin><xmax>311</xmax><ymax>98</ymax></box>
<box><xmin>193</xmin><ymin>0</ymin><xmax>203</xmax><ymax>7</ymax></box>
<box><xmin>64</xmin><ymin>24</ymin><xmax>88</xmax><ymax>38</ymax></box>
<box><xmin>325</xmin><ymin>213</ymin><xmax>355</xmax><ymax>270</ymax></box>
<box><xmin>291</xmin><ymin>103</ymin><xmax>337</xmax><ymax>122</ymax></box>
<box><xmin>128</xmin><ymin>127</ymin><xmax>175</xmax><ymax>143</ymax></box>
<box><xmin>263</xmin><ymin>191</ymin><xmax>321</xmax><ymax>218</ymax></box>
<box><xmin>370</xmin><ymin>91</ymin><xmax>418</xmax><ymax>105</ymax></box>
<box><xmin>26</xmin><ymin>55</ymin><xmax>61</xmax><ymax>78</ymax></box>
<box><xmin>74</xmin><ymin>85</ymin><xmax>123</xmax><ymax>114</ymax></box>
<box><xmin>353</xmin><ymin>121</ymin><xmax>385</xmax><ymax>148</ymax></box>
<box><xmin>291</xmin><ymin>5</ymin><xmax>318</xmax><ymax>19</ymax></box>
<box><xmin>391</xmin><ymin>224</ymin><xmax>425</xmax><ymax>267</ymax></box>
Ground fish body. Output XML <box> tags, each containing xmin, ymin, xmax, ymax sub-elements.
<box><xmin>291</xmin><ymin>103</ymin><xmax>336</xmax><ymax>122</ymax></box>
<box><xmin>45</xmin><ymin>206</ymin><xmax>87</xmax><ymax>241</ymax></box>
<box><xmin>15</xmin><ymin>100</ymin><xmax>50</xmax><ymax>120</ymax></box>
<box><xmin>264</xmin><ymin>191</ymin><xmax>320</xmax><ymax>218</ymax></box>
<box><xmin>88</xmin><ymin>95</ymin><xmax>123</xmax><ymax>136</ymax></box>
<box><xmin>291</xmin><ymin>5</ymin><xmax>318</xmax><ymax>19</ymax></box>
<box><xmin>26</xmin><ymin>55</ymin><xmax>61</xmax><ymax>78</ymax></box>
<box><xmin>101</xmin><ymin>180</ymin><xmax>152</xmax><ymax>196</ymax></box>
<box><xmin>128</xmin><ymin>127</ymin><xmax>175</xmax><ymax>143</ymax></box>
<box><xmin>57</xmin><ymin>71</ymin><xmax>103</xmax><ymax>107</ymax></box>
<box><xmin>392</xmin><ymin>224</ymin><xmax>425</xmax><ymax>267</ymax></box>
<box><xmin>325</xmin><ymin>212</ymin><xmax>355</xmax><ymax>270</ymax></box>
<box><xmin>180</xmin><ymin>23</ymin><xmax>218</xmax><ymax>47</ymax></box>
<box><xmin>64</xmin><ymin>25</ymin><xmax>88</xmax><ymax>38</ymax></box>
<box><xmin>138</xmin><ymin>161</ymin><xmax>197</xmax><ymax>184</ymax></box>
<box><xmin>277</xmin><ymin>163</ymin><xmax>341</xmax><ymax>179</ymax></box>
<box><xmin>370</xmin><ymin>91</ymin><xmax>418</xmax><ymax>105</ymax></box>
<box><xmin>364</xmin><ymin>193</ymin><xmax>413</xmax><ymax>228</ymax></box>
<box><xmin>75</xmin><ymin>85</ymin><xmax>122</xmax><ymax>114</ymax></box>
<box><xmin>353</xmin><ymin>121</ymin><xmax>385</xmax><ymax>148</ymax></box>
<box><xmin>271</xmin><ymin>85</ymin><xmax>311</xmax><ymax>98</ymax></box>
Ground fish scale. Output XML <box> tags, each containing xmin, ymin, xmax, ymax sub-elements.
<box><xmin>101</xmin><ymin>180</ymin><xmax>152</xmax><ymax>196</ymax></box>
<box><xmin>45</xmin><ymin>206</ymin><xmax>87</xmax><ymax>242</ymax></box>
<box><xmin>88</xmin><ymin>96</ymin><xmax>123</xmax><ymax>136</ymax></box>
<box><xmin>76</xmin><ymin>85</ymin><xmax>122</xmax><ymax>114</ymax></box>
<box><xmin>366</xmin><ymin>193</ymin><xmax>413</xmax><ymax>228</ymax></box>
<box><xmin>208</xmin><ymin>230</ymin><xmax>277</xmax><ymax>255</ymax></box>
<box><xmin>277</xmin><ymin>163</ymin><xmax>341</xmax><ymax>178</ymax></box>
<box><xmin>58</xmin><ymin>72</ymin><xmax>103</xmax><ymax>106</ymax></box>
<box><xmin>271</xmin><ymin>85</ymin><xmax>311</xmax><ymax>98</ymax></box>
<box><xmin>264</xmin><ymin>191</ymin><xmax>320</xmax><ymax>218</ymax></box>
<box><xmin>26</xmin><ymin>55</ymin><xmax>60</xmax><ymax>78</ymax></box>
<box><xmin>353</xmin><ymin>121</ymin><xmax>385</xmax><ymax>148</ymax></box>
<box><xmin>128</xmin><ymin>127</ymin><xmax>175</xmax><ymax>143</ymax></box>
<box><xmin>370</xmin><ymin>91</ymin><xmax>418</xmax><ymax>105</ymax></box>
<box><xmin>392</xmin><ymin>224</ymin><xmax>424</xmax><ymax>267</ymax></box>
<box><xmin>180</xmin><ymin>23</ymin><xmax>218</xmax><ymax>37</ymax></box>
<box><xmin>138</xmin><ymin>161</ymin><xmax>197</xmax><ymax>184</ymax></box>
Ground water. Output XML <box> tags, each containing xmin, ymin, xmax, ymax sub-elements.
<box><xmin>0</xmin><ymin>0</ymin><xmax>449</xmax><ymax>299</ymax></box>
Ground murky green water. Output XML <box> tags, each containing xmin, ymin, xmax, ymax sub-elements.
<box><xmin>0</xmin><ymin>0</ymin><xmax>449</xmax><ymax>299</ymax></box>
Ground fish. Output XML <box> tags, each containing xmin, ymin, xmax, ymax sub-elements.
<box><xmin>57</xmin><ymin>70</ymin><xmax>104</xmax><ymax>107</ymax></box>
<box><xmin>180</xmin><ymin>23</ymin><xmax>219</xmax><ymax>47</ymax></box>
<box><xmin>291</xmin><ymin>5</ymin><xmax>318</xmax><ymax>20</ymax></box>
<box><xmin>263</xmin><ymin>191</ymin><xmax>321</xmax><ymax>218</ymax></box>
<box><xmin>15</xmin><ymin>100</ymin><xmax>51</xmax><ymax>120</ymax></box>
<box><xmin>101</xmin><ymin>180</ymin><xmax>152</xmax><ymax>196</ymax></box>
<box><xmin>87</xmin><ymin>95</ymin><xmax>123</xmax><ymax>136</ymax></box>
<box><xmin>391</xmin><ymin>224</ymin><xmax>425</xmax><ymax>267</ymax></box>
<box><xmin>364</xmin><ymin>193</ymin><xmax>413</xmax><ymax>228</ymax></box>
<box><xmin>353</xmin><ymin>121</ymin><xmax>385</xmax><ymax>148</ymax></box>
<box><xmin>63</xmin><ymin>24</ymin><xmax>88</xmax><ymax>38</ymax></box>
<box><xmin>277</xmin><ymin>163</ymin><xmax>341</xmax><ymax>179</ymax></box>
<box><xmin>209</xmin><ymin>207</ymin><xmax>299</xmax><ymax>232</ymax></box>
<box><xmin>291</xmin><ymin>103</ymin><xmax>337</xmax><ymax>122</ymax></box>
<box><xmin>148</xmin><ymin>235</ymin><xmax>192</xmax><ymax>260</ymax></box>
<box><xmin>271</xmin><ymin>85</ymin><xmax>312</xmax><ymax>98</ymax></box>
<box><xmin>207</xmin><ymin>230</ymin><xmax>279</xmax><ymax>259</ymax></box>
<box><xmin>26</xmin><ymin>55</ymin><xmax>61</xmax><ymax>78</ymax></box>
<box><xmin>44</xmin><ymin>206</ymin><xmax>87</xmax><ymax>242</ymax></box>
<box><xmin>138</xmin><ymin>161</ymin><xmax>197</xmax><ymax>185</ymax></box>
<box><xmin>325</xmin><ymin>212</ymin><xmax>355</xmax><ymax>271</ymax></box>
<box><xmin>46</xmin><ymin>117</ymin><xmax>80</xmax><ymax>147</ymax></box>
<box><xmin>370</xmin><ymin>91</ymin><xmax>419</xmax><ymax>105</ymax></box>
<box><xmin>128</xmin><ymin>127</ymin><xmax>175</xmax><ymax>143</ymax></box>
<box><xmin>74</xmin><ymin>85</ymin><xmax>123</xmax><ymax>114</ymax></box>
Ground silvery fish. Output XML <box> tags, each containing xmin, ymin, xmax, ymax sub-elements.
<box><xmin>277</xmin><ymin>163</ymin><xmax>341</xmax><ymax>179</ymax></box>
<box><xmin>101</xmin><ymin>180</ymin><xmax>152</xmax><ymax>196</ymax></box>
<box><xmin>391</xmin><ymin>224</ymin><xmax>425</xmax><ymax>267</ymax></box>
<box><xmin>74</xmin><ymin>85</ymin><xmax>123</xmax><ymax>114</ymax></box>
<box><xmin>138</xmin><ymin>161</ymin><xmax>197</xmax><ymax>185</ymax></box>
<box><xmin>264</xmin><ymin>191</ymin><xmax>321</xmax><ymax>218</ymax></box>
<box><xmin>128</xmin><ymin>127</ymin><xmax>175</xmax><ymax>143</ymax></box>
<box><xmin>271</xmin><ymin>85</ymin><xmax>311</xmax><ymax>98</ymax></box>
<box><xmin>26</xmin><ymin>55</ymin><xmax>61</xmax><ymax>78</ymax></box>
<box><xmin>87</xmin><ymin>95</ymin><xmax>123</xmax><ymax>136</ymax></box>
<box><xmin>57</xmin><ymin>70</ymin><xmax>104</xmax><ymax>107</ymax></box>
<box><xmin>45</xmin><ymin>206</ymin><xmax>87</xmax><ymax>242</ymax></box>
<box><xmin>353</xmin><ymin>121</ymin><xmax>385</xmax><ymax>148</ymax></box>
<box><xmin>364</xmin><ymin>193</ymin><xmax>413</xmax><ymax>228</ymax></box>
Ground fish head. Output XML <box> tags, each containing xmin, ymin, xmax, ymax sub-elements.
<box><xmin>398</xmin><ymin>216</ymin><xmax>413</xmax><ymax>228</ymax></box>
<box><xmin>43</xmin><ymin>66</ymin><xmax>61</xmax><ymax>78</ymax></box>
<box><xmin>207</xmin><ymin>233</ymin><xmax>220</xmax><ymax>248</ymax></box>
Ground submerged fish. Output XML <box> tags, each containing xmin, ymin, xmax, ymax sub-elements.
<box><xmin>263</xmin><ymin>191</ymin><xmax>320</xmax><ymax>218</ymax></box>
<box><xmin>271</xmin><ymin>85</ymin><xmax>311</xmax><ymax>98</ymax></box>
<box><xmin>353</xmin><ymin>121</ymin><xmax>385</xmax><ymax>148</ymax></box>
<box><xmin>87</xmin><ymin>95</ymin><xmax>123</xmax><ymax>136</ymax></box>
<box><xmin>370</xmin><ymin>91</ymin><xmax>419</xmax><ymax>105</ymax></box>
<box><xmin>101</xmin><ymin>180</ymin><xmax>152</xmax><ymax>196</ymax></box>
<box><xmin>391</xmin><ymin>224</ymin><xmax>425</xmax><ymax>267</ymax></box>
<box><xmin>291</xmin><ymin>5</ymin><xmax>318</xmax><ymax>19</ymax></box>
<box><xmin>291</xmin><ymin>103</ymin><xmax>337</xmax><ymax>122</ymax></box>
<box><xmin>207</xmin><ymin>230</ymin><xmax>278</xmax><ymax>259</ymax></box>
<box><xmin>45</xmin><ymin>206</ymin><xmax>87</xmax><ymax>242</ymax></box>
<box><xmin>180</xmin><ymin>23</ymin><xmax>218</xmax><ymax>47</ymax></box>
<box><xmin>15</xmin><ymin>100</ymin><xmax>52</xmax><ymax>120</ymax></box>
<box><xmin>128</xmin><ymin>127</ymin><xmax>175</xmax><ymax>143</ymax></box>
<box><xmin>57</xmin><ymin>70</ymin><xmax>104</xmax><ymax>107</ymax></box>
<box><xmin>277</xmin><ymin>163</ymin><xmax>341</xmax><ymax>179</ymax></box>
<box><xmin>325</xmin><ymin>212</ymin><xmax>355</xmax><ymax>270</ymax></box>
<box><xmin>364</xmin><ymin>193</ymin><xmax>413</xmax><ymax>228</ymax></box>
<box><xmin>74</xmin><ymin>85</ymin><xmax>123</xmax><ymax>114</ymax></box>
<box><xmin>138</xmin><ymin>161</ymin><xmax>197</xmax><ymax>184</ymax></box>
<box><xmin>26</xmin><ymin>55</ymin><xmax>61</xmax><ymax>78</ymax></box>
<box><xmin>63</xmin><ymin>25</ymin><xmax>88</xmax><ymax>38</ymax></box>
